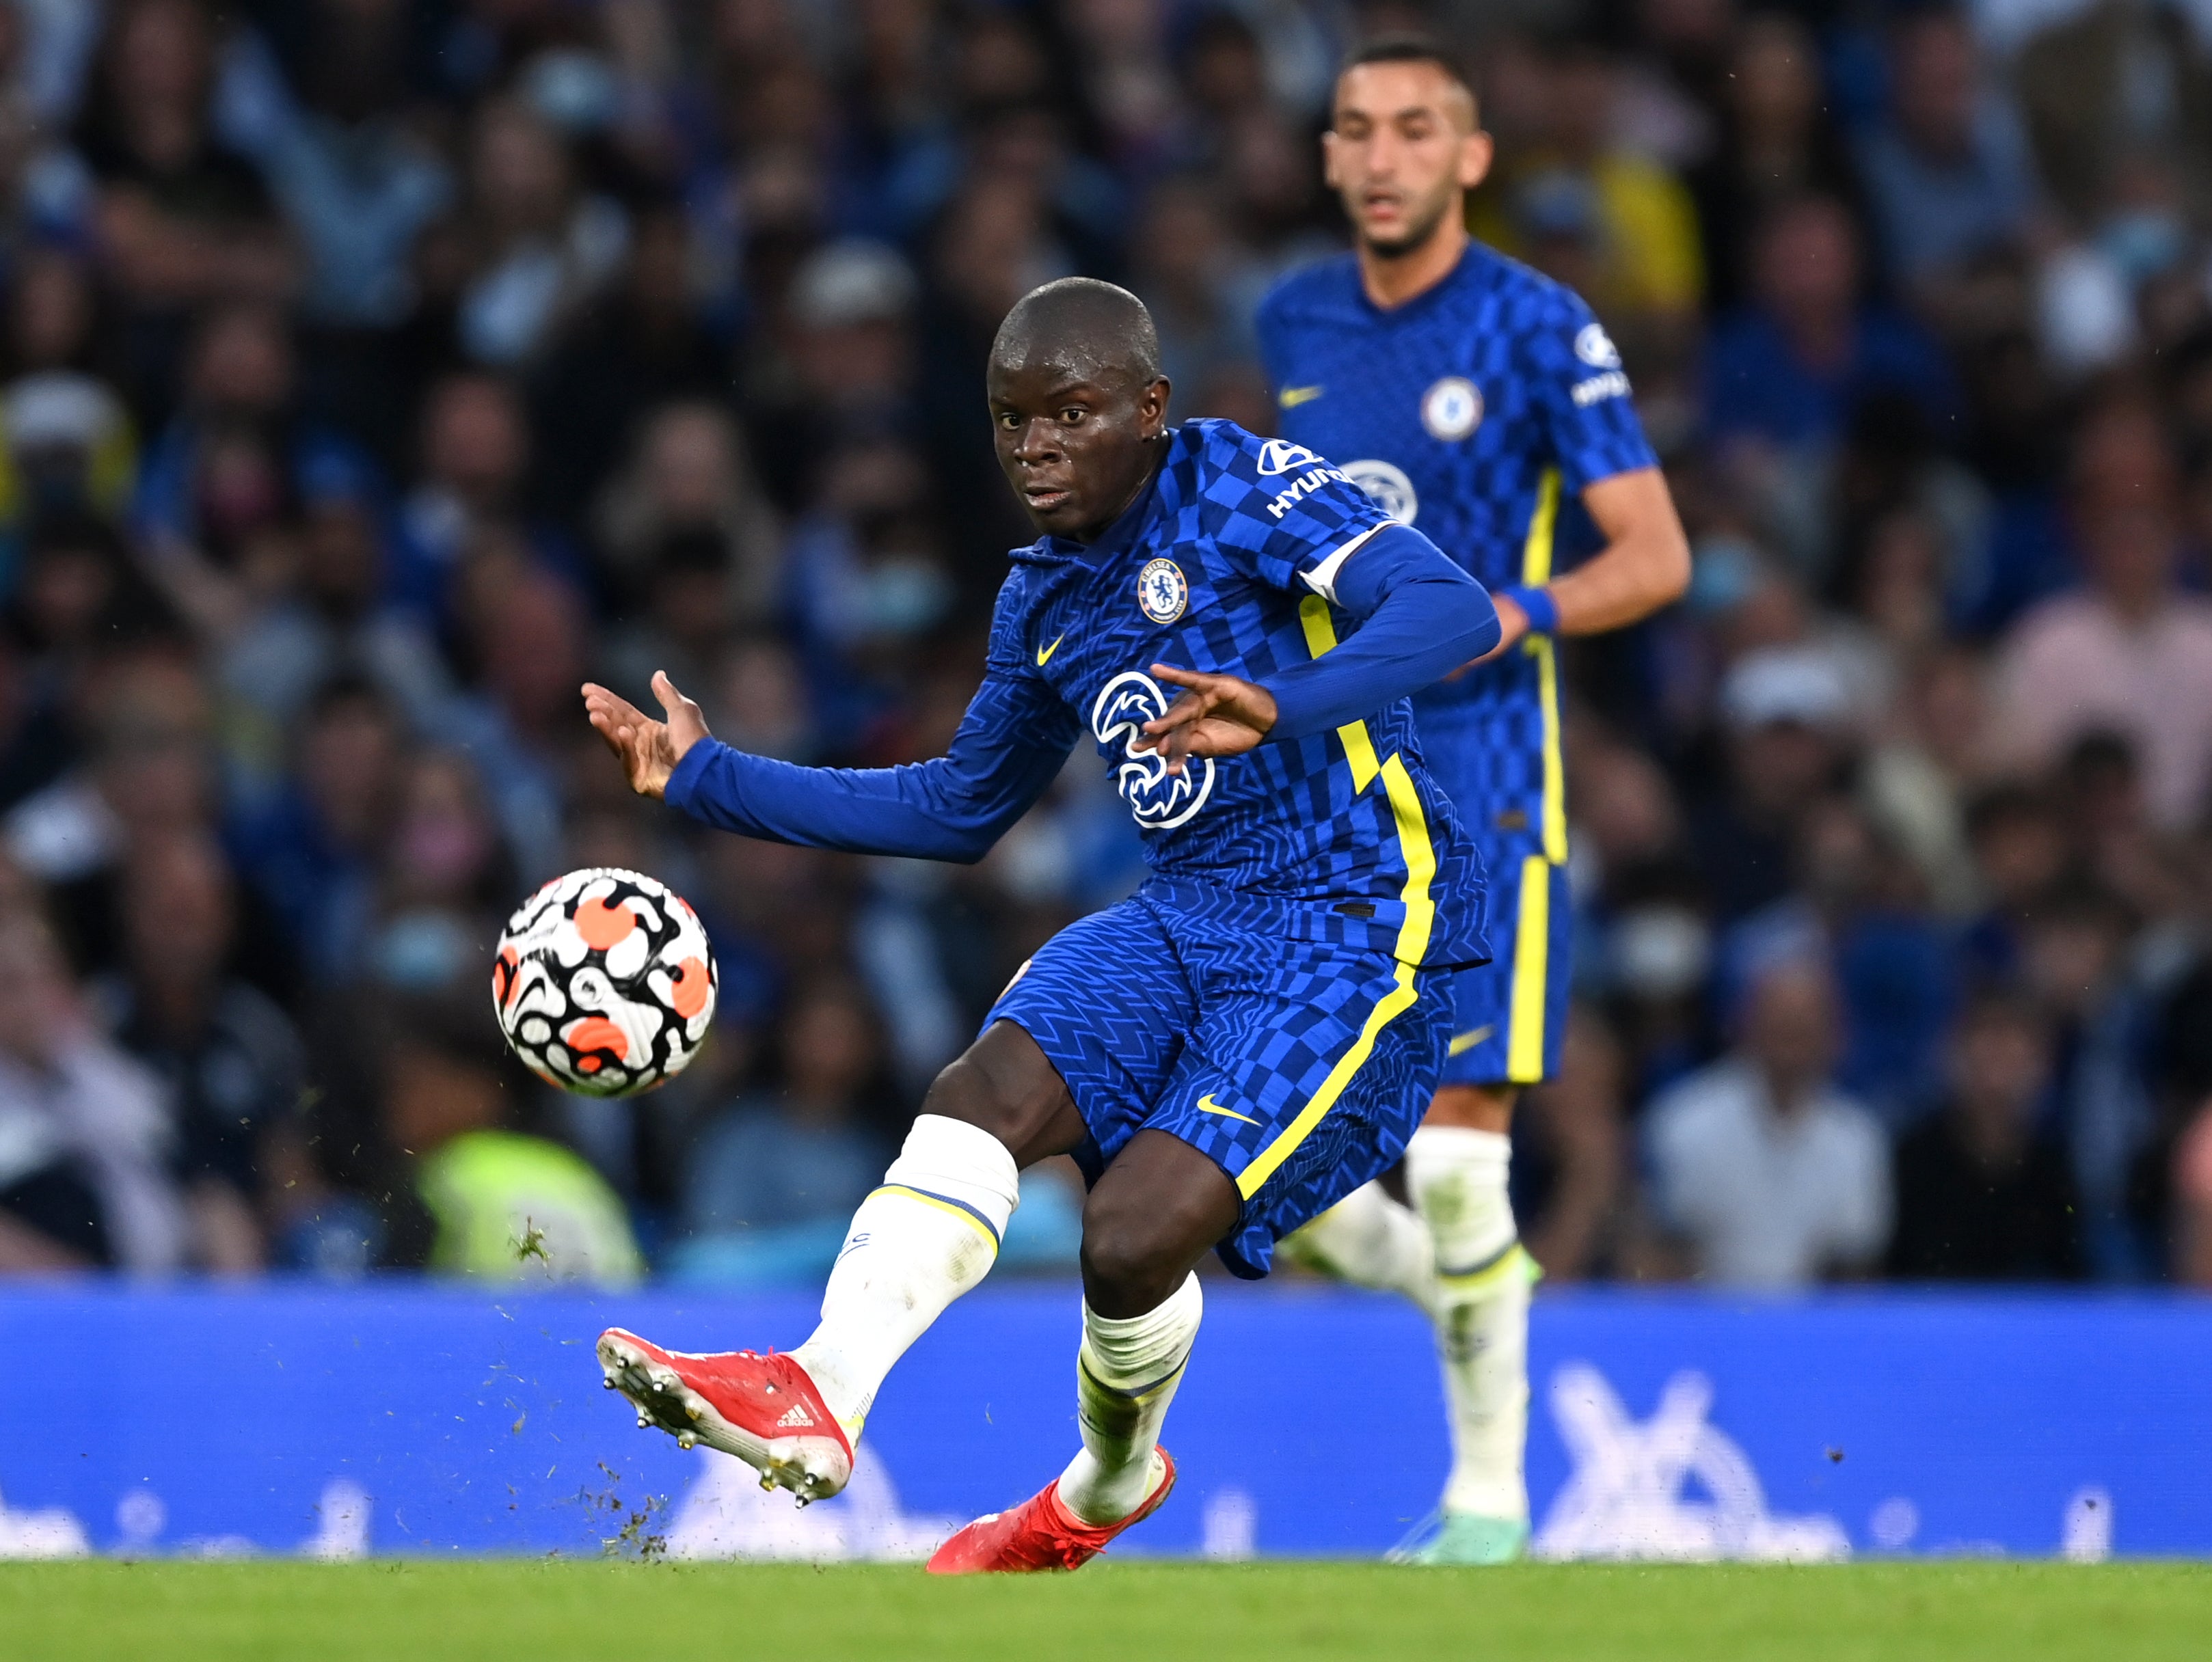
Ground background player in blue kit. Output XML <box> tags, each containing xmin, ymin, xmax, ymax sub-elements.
<box><xmin>1258</xmin><ymin>40</ymin><xmax>1692</xmax><ymax>1565</ymax></box>
<box><xmin>584</xmin><ymin>277</ymin><xmax>1500</xmax><ymax>1572</ymax></box>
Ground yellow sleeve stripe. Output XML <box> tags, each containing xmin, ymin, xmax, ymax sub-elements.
<box><xmin>1296</xmin><ymin>596</ymin><xmax>1380</xmax><ymax>791</ymax></box>
<box><xmin>1238</xmin><ymin>960</ymin><xmax>1420</xmax><ymax>1199</ymax></box>
<box><xmin>1505</xmin><ymin>852</ymin><xmax>1553</xmax><ymax>1084</ymax></box>
<box><xmin>869</xmin><ymin>1184</ymin><xmax>1001</xmax><ymax>1251</ymax></box>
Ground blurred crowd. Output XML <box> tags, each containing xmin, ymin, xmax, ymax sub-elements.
<box><xmin>0</xmin><ymin>0</ymin><xmax>2208</xmax><ymax>1291</ymax></box>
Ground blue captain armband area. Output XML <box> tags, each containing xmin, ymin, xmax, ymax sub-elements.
<box><xmin>1259</xmin><ymin>523</ymin><xmax>1500</xmax><ymax>741</ymax></box>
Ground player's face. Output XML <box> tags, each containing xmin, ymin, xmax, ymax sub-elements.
<box><xmin>987</xmin><ymin>355</ymin><xmax>1172</xmax><ymax>541</ymax></box>
<box><xmin>1325</xmin><ymin>62</ymin><xmax>1492</xmax><ymax>258</ymax></box>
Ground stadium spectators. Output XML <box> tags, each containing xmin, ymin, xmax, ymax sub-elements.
<box><xmin>1853</xmin><ymin>8</ymin><xmax>2042</xmax><ymax>299</ymax></box>
<box><xmin>0</xmin><ymin>907</ymin><xmax>185</xmax><ymax>1272</ymax></box>
<box><xmin>1986</xmin><ymin>396</ymin><xmax>2212</xmax><ymax>828</ymax></box>
<box><xmin>1643</xmin><ymin>958</ymin><xmax>1892</xmax><ymax>1286</ymax></box>
<box><xmin>96</xmin><ymin>830</ymin><xmax>306</xmax><ymax>1274</ymax></box>
<box><xmin>384</xmin><ymin>995</ymin><xmax>642</xmax><ymax>1285</ymax></box>
<box><xmin>0</xmin><ymin>0</ymin><xmax>2199</xmax><ymax>1290</ymax></box>
<box><xmin>1887</xmin><ymin>989</ymin><xmax>2083</xmax><ymax>1279</ymax></box>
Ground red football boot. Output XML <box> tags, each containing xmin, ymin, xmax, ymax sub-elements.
<box><xmin>925</xmin><ymin>1449</ymin><xmax>1177</xmax><ymax>1573</ymax></box>
<box><xmin>597</xmin><ymin>1327</ymin><xmax>852</xmax><ymax>1503</ymax></box>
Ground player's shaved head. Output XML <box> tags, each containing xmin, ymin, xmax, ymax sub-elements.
<box><xmin>988</xmin><ymin>278</ymin><xmax>1172</xmax><ymax>543</ymax></box>
<box><xmin>989</xmin><ymin>277</ymin><xmax>1163</xmax><ymax>392</ymax></box>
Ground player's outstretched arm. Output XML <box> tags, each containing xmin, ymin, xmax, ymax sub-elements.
<box><xmin>583</xmin><ymin>670</ymin><xmax>1079</xmax><ymax>864</ymax></box>
<box><xmin>584</xmin><ymin>672</ymin><xmax>708</xmax><ymax>800</ymax></box>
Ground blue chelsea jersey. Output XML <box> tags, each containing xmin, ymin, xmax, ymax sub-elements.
<box><xmin>995</xmin><ymin>418</ymin><xmax>1488</xmax><ymax>970</ymax></box>
<box><xmin>1255</xmin><ymin>243</ymin><xmax>1658</xmax><ymax>849</ymax></box>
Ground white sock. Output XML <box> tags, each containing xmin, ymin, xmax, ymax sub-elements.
<box><xmin>1405</xmin><ymin>1126</ymin><xmax>1530</xmax><ymax>1522</ymax></box>
<box><xmin>788</xmin><ymin>1114</ymin><xmax>1019</xmax><ymax>1440</ymax></box>
<box><xmin>1054</xmin><ymin>1272</ymin><xmax>1202</xmax><ymax>1525</ymax></box>
<box><xmin>1278</xmin><ymin>1181</ymin><xmax>1438</xmax><ymax>1316</ymax></box>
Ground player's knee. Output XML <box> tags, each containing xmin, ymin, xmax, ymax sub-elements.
<box><xmin>1079</xmin><ymin>1191</ymin><xmax>1192</xmax><ymax>1313</ymax></box>
<box><xmin>917</xmin><ymin>1048</ymin><xmax>1065</xmax><ymax>1169</ymax></box>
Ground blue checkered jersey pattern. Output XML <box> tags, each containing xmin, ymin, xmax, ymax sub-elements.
<box><xmin>994</xmin><ymin>418</ymin><xmax>1486</xmax><ymax>969</ymax></box>
<box><xmin>664</xmin><ymin>418</ymin><xmax>1489</xmax><ymax>970</ymax></box>
<box><xmin>1256</xmin><ymin>244</ymin><xmax>1657</xmax><ymax>843</ymax></box>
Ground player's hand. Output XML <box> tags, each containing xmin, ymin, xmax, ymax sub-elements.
<box><xmin>1448</xmin><ymin>592</ymin><xmax>1529</xmax><ymax>679</ymax></box>
<box><xmin>582</xmin><ymin>672</ymin><xmax>710</xmax><ymax>800</ymax></box>
<box><xmin>1135</xmin><ymin>664</ymin><xmax>1278</xmax><ymax>774</ymax></box>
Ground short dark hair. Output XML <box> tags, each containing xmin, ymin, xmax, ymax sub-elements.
<box><xmin>1342</xmin><ymin>34</ymin><xmax>1476</xmax><ymax>102</ymax></box>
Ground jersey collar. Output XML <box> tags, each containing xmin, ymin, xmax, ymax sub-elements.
<box><xmin>1355</xmin><ymin>238</ymin><xmax>1486</xmax><ymax>324</ymax></box>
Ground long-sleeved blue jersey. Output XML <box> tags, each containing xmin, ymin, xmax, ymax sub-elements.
<box><xmin>664</xmin><ymin>418</ymin><xmax>1496</xmax><ymax>970</ymax></box>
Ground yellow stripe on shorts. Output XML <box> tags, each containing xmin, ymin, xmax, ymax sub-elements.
<box><xmin>1237</xmin><ymin>758</ymin><xmax>1439</xmax><ymax>1199</ymax></box>
<box><xmin>1505</xmin><ymin>852</ymin><xmax>1552</xmax><ymax>1085</ymax></box>
<box><xmin>1520</xmin><ymin>467</ymin><xmax>1569</xmax><ymax>864</ymax></box>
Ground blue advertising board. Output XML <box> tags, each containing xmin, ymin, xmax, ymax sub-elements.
<box><xmin>1</xmin><ymin>1283</ymin><xmax>2207</xmax><ymax>1561</ymax></box>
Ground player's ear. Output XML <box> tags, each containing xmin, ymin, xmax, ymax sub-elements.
<box><xmin>1458</xmin><ymin>128</ymin><xmax>1494</xmax><ymax>192</ymax></box>
<box><xmin>1139</xmin><ymin>375</ymin><xmax>1170</xmax><ymax>437</ymax></box>
<box><xmin>1321</xmin><ymin>128</ymin><xmax>1343</xmax><ymax>190</ymax></box>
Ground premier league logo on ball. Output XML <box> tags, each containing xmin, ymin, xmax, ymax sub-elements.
<box><xmin>1137</xmin><ymin>557</ymin><xmax>1188</xmax><ymax>624</ymax></box>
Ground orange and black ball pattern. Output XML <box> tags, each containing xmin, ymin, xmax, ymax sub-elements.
<box><xmin>494</xmin><ymin>867</ymin><xmax>718</xmax><ymax>1098</ymax></box>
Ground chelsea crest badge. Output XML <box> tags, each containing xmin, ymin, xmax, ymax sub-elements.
<box><xmin>1137</xmin><ymin>557</ymin><xmax>1188</xmax><ymax>624</ymax></box>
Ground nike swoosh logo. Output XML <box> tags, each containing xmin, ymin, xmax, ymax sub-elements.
<box><xmin>1036</xmin><ymin>634</ymin><xmax>1065</xmax><ymax>666</ymax></box>
<box><xmin>1197</xmin><ymin>1094</ymin><xmax>1260</xmax><ymax>1125</ymax></box>
<box><xmin>1447</xmin><ymin>1024</ymin><xmax>1496</xmax><ymax>1057</ymax></box>
<box><xmin>1278</xmin><ymin>385</ymin><xmax>1324</xmax><ymax>409</ymax></box>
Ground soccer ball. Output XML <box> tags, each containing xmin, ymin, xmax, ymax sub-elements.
<box><xmin>491</xmin><ymin>868</ymin><xmax>718</xmax><ymax>1098</ymax></box>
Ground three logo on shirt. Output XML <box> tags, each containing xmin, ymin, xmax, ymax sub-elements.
<box><xmin>1092</xmin><ymin>671</ymin><xmax>1215</xmax><ymax>830</ymax></box>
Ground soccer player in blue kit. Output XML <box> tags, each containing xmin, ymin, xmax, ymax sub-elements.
<box><xmin>1260</xmin><ymin>40</ymin><xmax>1690</xmax><ymax>1564</ymax></box>
<box><xmin>583</xmin><ymin>277</ymin><xmax>1502</xmax><ymax>1572</ymax></box>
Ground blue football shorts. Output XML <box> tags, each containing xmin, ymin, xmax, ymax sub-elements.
<box><xmin>1440</xmin><ymin>840</ymin><xmax>1571</xmax><ymax>1089</ymax></box>
<box><xmin>985</xmin><ymin>894</ymin><xmax>1450</xmax><ymax>1278</ymax></box>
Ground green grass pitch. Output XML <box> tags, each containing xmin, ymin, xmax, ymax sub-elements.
<box><xmin>5</xmin><ymin>1560</ymin><xmax>2209</xmax><ymax>1661</ymax></box>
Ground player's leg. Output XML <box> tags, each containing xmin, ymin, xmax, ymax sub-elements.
<box><xmin>599</xmin><ymin>1016</ymin><xmax>1077</xmax><ymax>1499</ymax></box>
<box><xmin>930</xmin><ymin>921</ymin><xmax>1448</xmax><ymax>1572</ymax></box>
<box><xmin>1053</xmin><ymin>1127</ymin><xmax>1237</xmax><ymax>1524</ymax></box>
<box><xmin>925</xmin><ymin>1127</ymin><xmax>1232</xmax><ymax>1574</ymax></box>
<box><xmin>784</xmin><ymin>1018</ymin><xmax>1082</xmax><ymax>1434</ymax></box>
<box><xmin>1397</xmin><ymin>851</ymin><xmax>1569</xmax><ymax>1564</ymax></box>
<box><xmin>1120</xmin><ymin>925</ymin><xmax>1450</xmax><ymax>1497</ymax></box>
<box><xmin>1403</xmin><ymin>1080</ymin><xmax>1533</xmax><ymax>1564</ymax></box>
<box><xmin>1275</xmin><ymin>1175</ymin><xmax>1438</xmax><ymax>1311</ymax></box>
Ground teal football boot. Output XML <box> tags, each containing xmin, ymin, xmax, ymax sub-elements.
<box><xmin>1389</xmin><ymin>1510</ymin><xmax>1530</xmax><ymax>1565</ymax></box>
